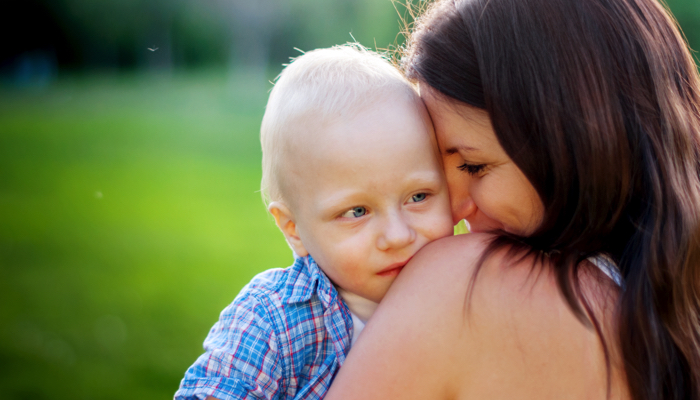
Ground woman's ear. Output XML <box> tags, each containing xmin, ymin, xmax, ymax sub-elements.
<box><xmin>268</xmin><ymin>201</ymin><xmax>309</xmax><ymax>257</ymax></box>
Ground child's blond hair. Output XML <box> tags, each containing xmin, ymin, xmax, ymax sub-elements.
<box><xmin>260</xmin><ymin>44</ymin><xmax>418</xmax><ymax>207</ymax></box>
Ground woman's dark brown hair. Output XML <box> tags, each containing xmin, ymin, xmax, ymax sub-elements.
<box><xmin>404</xmin><ymin>0</ymin><xmax>700</xmax><ymax>398</ymax></box>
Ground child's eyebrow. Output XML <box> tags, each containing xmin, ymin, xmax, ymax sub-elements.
<box><xmin>402</xmin><ymin>171</ymin><xmax>444</xmax><ymax>186</ymax></box>
<box><xmin>445</xmin><ymin>145</ymin><xmax>479</xmax><ymax>155</ymax></box>
<box><xmin>316</xmin><ymin>191</ymin><xmax>365</xmax><ymax>215</ymax></box>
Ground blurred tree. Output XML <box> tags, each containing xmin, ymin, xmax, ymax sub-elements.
<box><xmin>667</xmin><ymin>0</ymin><xmax>700</xmax><ymax>57</ymax></box>
<box><xmin>141</xmin><ymin>0</ymin><xmax>185</xmax><ymax>72</ymax></box>
<box><xmin>215</xmin><ymin>0</ymin><xmax>290</xmax><ymax>83</ymax></box>
<box><xmin>0</xmin><ymin>1</ymin><xmax>65</xmax><ymax>84</ymax></box>
<box><xmin>2</xmin><ymin>0</ymin><xmax>697</xmax><ymax>74</ymax></box>
<box><xmin>56</xmin><ymin>0</ymin><xmax>147</xmax><ymax>68</ymax></box>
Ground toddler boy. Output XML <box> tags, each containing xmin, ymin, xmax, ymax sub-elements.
<box><xmin>175</xmin><ymin>44</ymin><xmax>454</xmax><ymax>400</ymax></box>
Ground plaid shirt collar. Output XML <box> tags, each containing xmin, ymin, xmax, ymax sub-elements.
<box><xmin>283</xmin><ymin>255</ymin><xmax>352</xmax><ymax>367</ymax></box>
<box><xmin>283</xmin><ymin>255</ymin><xmax>340</xmax><ymax>309</ymax></box>
<box><xmin>175</xmin><ymin>254</ymin><xmax>354</xmax><ymax>400</ymax></box>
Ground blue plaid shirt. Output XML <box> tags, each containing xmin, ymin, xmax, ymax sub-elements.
<box><xmin>174</xmin><ymin>255</ymin><xmax>354</xmax><ymax>400</ymax></box>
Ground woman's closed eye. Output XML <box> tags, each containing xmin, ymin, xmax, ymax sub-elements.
<box><xmin>341</xmin><ymin>206</ymin><xmax>367</xmax><ymax>218</ymax></box>
<box><xmin>457</xmin><ymin>162</ymin><xmax>486</xmax><ymax>176</ymax></box>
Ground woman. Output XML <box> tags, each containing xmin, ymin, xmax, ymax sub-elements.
<box><xmin>325</xmin><ymin>0</ymin><xmax>700</xmax><ymax>399</ymax></box>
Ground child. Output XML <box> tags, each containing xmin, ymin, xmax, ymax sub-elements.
<box><xmin>174</xmin><ymin>44</ymin><xmax>454</xmax><ymax>400</ymax></box>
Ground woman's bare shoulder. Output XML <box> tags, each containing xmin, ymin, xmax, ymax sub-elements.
<box><xmin>397</xmin><ymin>233</ymin><xmax>618</xmax><ymax>319</ymax></box>
<box><xmin>326</xmin><ymin>234</ymin><xmax>627</xmax><ymax>399</ymax></box>
<box><xmin>389</xmin><ymin>233</ymin><xmax>492</xmax><ymax>298</ymax></box>
<box><xmin>392</xmin><ymin>233</ymin><xmax>554</xmax><ymax>308</ymax></box>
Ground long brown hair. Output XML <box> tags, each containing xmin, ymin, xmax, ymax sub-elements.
<box><xmin>403</xmin><ymin>0</ymin><xmax>700</xmax><ymax>398</ymax></box>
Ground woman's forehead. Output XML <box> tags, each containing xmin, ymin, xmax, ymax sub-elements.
<box><xmin>422</xmin><ymin>89</ymin><xmax>499</xmax><ymax>151</ymax></box>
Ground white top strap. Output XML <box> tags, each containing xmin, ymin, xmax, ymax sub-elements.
<box><xmin>587</xmin><ymin>254</ymin><xmax>623</xmax><ymax>287</ymax></box>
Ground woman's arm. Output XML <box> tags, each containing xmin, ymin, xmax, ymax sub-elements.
<box><xmin>325</xmin><ymin>233</ymin><xmax>621</xmax><ymax>399</ymax></box>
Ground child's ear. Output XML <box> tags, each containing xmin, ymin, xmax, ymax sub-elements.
<box><xmin>268</xmin><ymin>201</ymin><xmax>309</xmax><ymax>257</ymax></box>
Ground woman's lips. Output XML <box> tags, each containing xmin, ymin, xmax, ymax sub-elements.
<box><xmin>377</xmin><ymin>258</ymin><xmax>412</xmax><ymax>277</ymax></box>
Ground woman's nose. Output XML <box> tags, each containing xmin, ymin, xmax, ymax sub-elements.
<box><xmin>451</xmin><ymin>192</ymin><xmax>477</xmax><ymax>225</ymax></box>
<box><xmin>376</xmin><ymin>212</ymin><xmax>416</xmax><ymax>251</ymax></box>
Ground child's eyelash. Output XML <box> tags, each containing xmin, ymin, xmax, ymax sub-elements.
<box><xmin>457</xmin><ymin>163</ymin><xmax>486</xmax><ymax>175</ymax></box>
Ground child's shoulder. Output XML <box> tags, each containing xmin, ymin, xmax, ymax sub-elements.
<box><xmin>232</xmin><ymin>255</ymin><xmax>324</xmax><ymax>308</ymax></box>
<box><xmin>245</xmin><ymin>266</ymin><xmax>291</xmax><ymax>294</ymax></box>
<box><xmin>244</xmin><ymin>257</ymin><xmax>305</xmax><ymax>292</ymax></box>
<box><xmin>209</xmin><ymin>256</ymin><xmax>332</xmax><ymax>342</ymax></box>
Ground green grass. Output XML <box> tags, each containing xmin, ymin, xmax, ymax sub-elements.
<box><xmin>453</xmin><ymin>219</ymin><xmax>469</xmax><ymax>235</ymax></box>
<box><xmin>0</xmin><ymin>71</ymin><xmax>292</xmax><ymax>400</ymax></box>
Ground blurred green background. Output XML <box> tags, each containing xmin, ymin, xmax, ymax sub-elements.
<box><xmin>0</xmin><ymin>0</ymin><xmax>699</xmax><ymax>399</ymax></box>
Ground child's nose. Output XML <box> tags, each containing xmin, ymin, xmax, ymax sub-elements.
<box><xmin>376</xmin><ymin>212</ymin><xmax>416</xmax><ymax>251</ymax></box>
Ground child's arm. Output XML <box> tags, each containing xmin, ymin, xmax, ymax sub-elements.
<box><xmin>174</xmin><ymin>290</ymin><xmax>285</xmax><ymax>400</ymax></box>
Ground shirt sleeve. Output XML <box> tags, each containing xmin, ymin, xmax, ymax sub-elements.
<box><xmin>174</xmin><ymin>291</ymin><xmax>285</xmax><ymax>400</ymax></box>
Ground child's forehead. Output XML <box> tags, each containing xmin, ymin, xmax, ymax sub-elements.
<box><xmin>299</xmin><ymin>119</ymin><xmax>414</xmax><ymax>166</ymax></box>
<box><xmin>293</xmin><ymin>97</ymin><xmax>436</xmax><ymax>169</ymax></box>
<box><xmin>273</xmin><ymin>89</ymin><xmax>438</xmax><ymax>210</ymax></box>
<box><xmin>303</xmin><ymin>90</ymin><xmax>425</xmax><ymax>137</ymax></box>
<box><xmin>287</xmin><ymin>115</ymin><xmax>443</xmax><ymax>217</ymax></box>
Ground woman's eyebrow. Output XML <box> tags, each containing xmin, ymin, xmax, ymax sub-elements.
<box><xmin>445</xmin><ymin>145</ymin><xmax>479</xmax><ymax>155</ymax></box>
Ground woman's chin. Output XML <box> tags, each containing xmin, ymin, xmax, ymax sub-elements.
<box><xmin>466</xmin><ymin>220</ymin><xmax>509</xmax><ymax>234</ymax></box>
<box><xmin>465</xmin><ymin>221</ymin><xmax>494</xmax><ymax>234</ymax></box>
<box><xmin>469</xmin><ymin>227</ymin><xmax>496</xmax><ymax>234</ymax></box>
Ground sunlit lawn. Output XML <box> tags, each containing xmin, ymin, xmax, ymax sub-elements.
<box><xmin>0</xmin><ymin>71</ymin><xmax>292</xmax><ymax>399</ymax></box>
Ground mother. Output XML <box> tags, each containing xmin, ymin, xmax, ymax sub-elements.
<box><xmin>325</xmin><ymin>0</ymin><xmax>700</xmax><ymax>398</ymax></box>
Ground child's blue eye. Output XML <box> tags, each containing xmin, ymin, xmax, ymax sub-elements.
<box><xmin>409</xmin><ymin>193</ymin><xmax>428</xmax><ymax>203</ymax></box>
<box><xmin>341</xmin><ymin>207</ymin><xmax>367</xmax><ymax>218</ymax></box>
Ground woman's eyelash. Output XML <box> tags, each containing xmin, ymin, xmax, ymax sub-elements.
<box><xmin>457</xmin><ymin>163</ymin><xmax>486</xmax><ymax>175</ymax></box>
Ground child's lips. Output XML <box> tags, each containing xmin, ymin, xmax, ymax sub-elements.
<box><xmin>377</xmin><ymin>258</ymin><xmax>412</xmax><ymax>277</ymax></box>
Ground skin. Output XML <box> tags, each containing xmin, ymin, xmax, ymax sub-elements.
<box><xmin>421</xmin><ymin>87</ymin><xmax>544</xmax><ymax>235</ymax></box>
<box><xmin>206</xmin><ymin>93</ymin><xmax>454</xmax><ymax>400</ymax></box>
<box><xmin>323</xmin><ymin>89</ymin><xmax>630</xmax><ymax>399</ymax></box>
<box><xmin>269</xmin><ymin>92</ymin><xmax>454</xmax><ymax>304</ymax></box>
